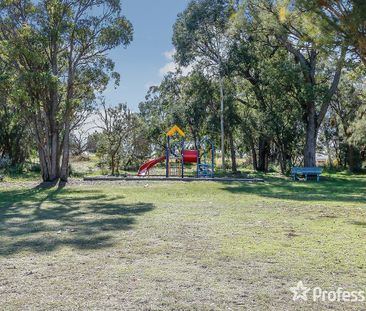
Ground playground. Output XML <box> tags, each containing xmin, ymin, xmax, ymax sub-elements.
<box><xmin>137</xmin><ymin>125</ymin><xmax>215</xmax><ymax>179</ymax></box>
<box><xmin>85</xmin><ymin>125</ymin><xmax>264</xmax><ymax>183</ymax></box>
<box><xmin>1</xmin><ymin>174</ymin><xmax>366</xmax><ymax>310</ymax></box>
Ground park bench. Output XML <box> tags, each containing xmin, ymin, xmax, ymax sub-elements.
<box><xmin>291</xmin><ymin>167</ymin><xmax>323</xmax><ymax>182</ymax></box>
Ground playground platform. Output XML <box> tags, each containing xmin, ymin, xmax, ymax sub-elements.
<box><xmin>83</xmin><ymin>176</ymin><xmax>264</xmax><ymax>182</ymax></box>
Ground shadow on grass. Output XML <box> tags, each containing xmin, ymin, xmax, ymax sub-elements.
<box><xmin>351</xmin><ymin>221</ymin><xmax>366</xmax><ymax>228</ymax></box>
<box><xmin>220</xmin><ymin>175</ymin><xmax>366</xmax><ymax>203</ymax></box>
<box><xmin>0</xmin><ymin>184</ymin><xmax>154</xmax><ymax>256</ymax></box>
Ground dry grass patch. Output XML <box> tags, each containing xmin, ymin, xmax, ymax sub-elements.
<box><xmin>1</xmin><ymin>176</ymin><xmax>366</xmax><ymax>310</ymax></box>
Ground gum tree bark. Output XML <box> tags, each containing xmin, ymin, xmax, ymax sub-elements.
<box><xmin>228</xmin><ymin>130</ymin><xmax>237</xmax><ymax>172</ymax></box>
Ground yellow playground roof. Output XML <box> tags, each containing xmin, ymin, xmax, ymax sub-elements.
<box><xmin>166</xmin><ymin>125</ymin><xmax>185</xmax><ymax>137</ymax></box>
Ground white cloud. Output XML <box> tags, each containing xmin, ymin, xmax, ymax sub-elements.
<box><xmin>158</xmin><ymin>48</ymin><xmax>192</xmax><ymax>78</ymax></box>
<box><xmin>159</xmin><ymin>61</ymin><xmax>177</xmax><ymax>77</ymax></box>
<box><xmin>144</xmin><ymin>49</ymin><xmax>194</xmax><ymax>93</ymax></box>
<box><xmin>164</xmin><ymin>49</ymin><xmax>175</xmax><ymax>61</ymax></box>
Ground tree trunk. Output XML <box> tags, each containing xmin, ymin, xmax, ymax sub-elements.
<box><xmin>248</xmin><ymin>137</ymin><xmax>258</xmax><ymax>171</ymax></box>
<box><xmin>304</xmin><ymin>103</ymin><xmax>317</xmax><ymax>167</ymax></box>
<box><xmin>34</xmin><ymin>112</ymin><xmax>61</xmax><ymax>182</ymax></box>
<box><xmin>49</xmin><ymin>30</ymin><xmax>61</xmax><ymax>181</ymax></box>
<box><xmin>278</xmin><ymin>149</ymin><xmax>286</xmax><ymax>175</ymax></box>
<box><xmin>348</xmin><ymin>144</ymin><xmax>361</xmax><ymax>172</ymax></box>
<box><xmin>258</xmin><ymin>136</ymin><xmax>269</xmax><ymax>172</ymax></box>
<box><xmin>111</xmin><ymin>153</ymin><xmax>115</xmax><ymax>176</ymax></box>
<box><xmin>49</xmin><ymin>97</ymin><xmax>59</xmax><ymax>180</ymax></box>
<box><xmin>279</xmin><ymin>145</ymin><xmax>292</xmax><ymax>175</ymax></box>
<box><xmin>228</xmin><ymin>130</ymin><xmax>237</xmax><ymax>173</ymax></box>
<box><xmin>60</xmin><ymin>119</ymin><xmax>71</xmax><ymax>181</ymax></box>
<box><xmin>116</xmin><ymin>157</ymin><xmax>120</xmax><ymax>175</ymax></box>
<box><xmin>219</xmin><ymin>74</ymin><xmax>225</xmax><ymax>171</ymax></box>
<box><xmin>325</xmin><ymin>136</ymin><xmax>333</xmax><ymax>168</ymax></box>
<box><xmin>59</xmin><ymin>50</ymin><xmax>76</xmax><ymax>182</ymax></box>
<box><xmin>38</xmin><ymin>147</ymin><xmax>50</xmax><ymax>181</ymax></box>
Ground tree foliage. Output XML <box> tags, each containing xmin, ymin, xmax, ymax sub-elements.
<box><xmin>96</xmin><ymin>103</ymin><xmax>149</xmax><ymax>175</ymax></box>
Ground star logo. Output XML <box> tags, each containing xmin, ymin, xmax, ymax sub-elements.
<box><xmin>290</xmin><ymin>281</ymin><xmax>310</xmax><ymax>301</ymax></box>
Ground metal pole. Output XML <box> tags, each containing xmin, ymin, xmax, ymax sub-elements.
<box><xmin>212</xmin><ymin>143</ymin><xmax>215</xmax><ymax>178</ymax></box>
<box><xmin>197</xmin><ymin>144</ymin><xmax>200</xmax><ymax>178</ymax></box>
<box><xmin>166</xmin><ymin>136</ymin><xmax>169</xmax><ymax>178</ymax></box>
<box><xmin>219</xmin><ymin>74</ymin><xmax>225</xmax><ymax>172</ymax></box>
<box><xmin>181</xmin><ymin>138</ymin><xmax>185</xmax><ymax>178</ymax></box>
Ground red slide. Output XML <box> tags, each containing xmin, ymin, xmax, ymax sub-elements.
<box><xmin>137</xmin><ymin>155</ymin><xmax>166</xmax><ymax>176</ymax></box>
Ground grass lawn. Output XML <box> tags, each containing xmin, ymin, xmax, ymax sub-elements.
<box><xmin>1</xmin><ymin>175</ymin><xmax>366</xmax><ymax>310</ymax></box>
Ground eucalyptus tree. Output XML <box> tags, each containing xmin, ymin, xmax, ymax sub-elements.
<box><xmin>0</xmin><ymin>0</ymin><xmax>133</xmax><ymax>181</ymax></box>
<box><xmin>227</xmin><ymin>21</ymin><xmax>273</xmax><ymax>172</ymax></box>
<box><xmin>173</xmin><ymin>0</ymin><xmax>236</xmax><ymax>171</ymax></box>
<box><xmin>241</xmin><ymin>0</ymin><xmax>347</xmax><ymax>167</ymax></box>
<box><xmin>230</xmin><ymin>39</ymin><xmax>305</xmax><ymax>173</ymax></box>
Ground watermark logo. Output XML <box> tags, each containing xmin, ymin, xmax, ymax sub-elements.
<box><xmin>290</xmin><ymin>281</ymin><xmax>310</xmax><ymax>301</ymax></box>
<box><xmin>290</xmin><ymin>281</ymin><xmax>365</xmax><ymax>303</ymax></box>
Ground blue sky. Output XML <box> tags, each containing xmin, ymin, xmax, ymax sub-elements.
<box><xmin>103</xmin><ymin>0</ymin><xmax>190</xmax><ymax>111</ymax></box>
